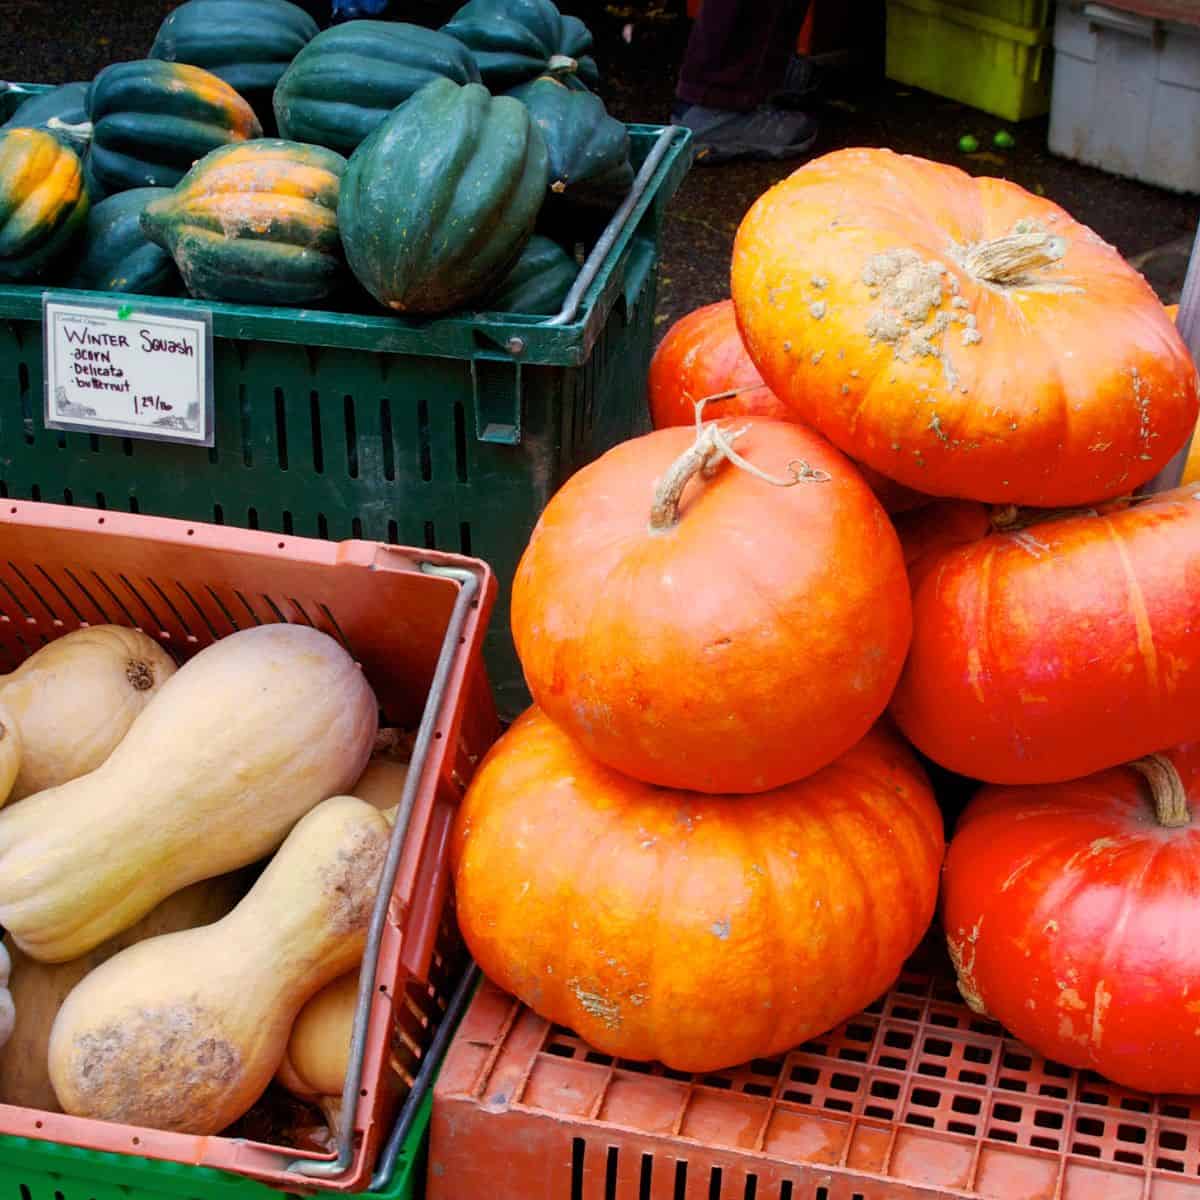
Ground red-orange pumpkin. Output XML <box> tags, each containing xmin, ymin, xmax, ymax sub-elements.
<box><xmin>453</xmin><ymin>707</ymin><xmax>944</xmax><ymax>1071</ymax></box>
<box><xmin>649</xmin><ymin>299</ymin><xmax>928</xmax><ymax>514</ymax></box>
<box><xmin>732</xmin><ymin>148</ymin><xmax>1199</xmax><ymax>507</ymax></box>
<box><xmin>511</xmin><ymin>420</ymin><xmax>912</xmax><ymax>793</ymax></box>
<box><xmin>891</xmin><ymin>487</ymin><xmax>1200</xmax><ymax>785</ymax></box>
<box><xmin>943</xmin><ymin>746</ymin><xmax>1200</xmax><ymax>1093</ymax></box>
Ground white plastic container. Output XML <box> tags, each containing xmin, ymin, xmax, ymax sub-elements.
<box><xmin>1049</xmin><ymin>1</ymin><xmax>1200</xmax><ymax>193</ymax></box>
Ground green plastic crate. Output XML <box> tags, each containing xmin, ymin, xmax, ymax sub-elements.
<box><xmin>885</xmin><ymin>0</ymin><xmax>1054</xmax><ymax>121</ymax></box>
<box><xmin>0</xmin><ymin>86</ymin><xmax>691</xmax><ymax>718</ymax></box>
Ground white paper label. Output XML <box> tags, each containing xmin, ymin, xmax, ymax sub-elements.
<box><xmin>43</xmin><ymin>297</ymin><xmax>214</xmax><ymax>446</ymax></box>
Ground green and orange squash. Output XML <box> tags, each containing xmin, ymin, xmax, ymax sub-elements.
<box><xmin>273</xmin><ymin>21</ymin><xmax>480</xmax><ymax>156</ymax></box>
<box><xmin>0</xmin><ymin>128</ymin><xmax>89</xmax><ymax>282</ymax></box>
<box><xmin>338</xmin><ymin>78</ymin><xmax>548</xmax><ymax>315</ymax></box>
<box><xmin>148</xmin><ymin>0</ymin><xmax>320</xmax><ymax>131</ymax></box>
<box><xmin>141</xmin><ymin>139</ymin><xmax>347</xmax><ymax>305</ymax></box>
<box><xmin>67</xmin><ymin>187</ymin><xmax>179</xmax><ymax>294</ymax></box>
<box><xmin>507</xmin><ymin>75</ymin><xmax>631</xmax><ymax>209</ymax></box>
<box><xmin>484</xmin><ymin>234</ymin><xmax>577</xmax><ymax>314</ymax></box>
<box><xmin>86</xmin><ymin>60</ymin><xmax>262</xmax><ymax>195</ymax></box>
<box><xmin>443</xmin><ymin>0</ymin><xmax>598</xmax><ymax>91</ymax></box>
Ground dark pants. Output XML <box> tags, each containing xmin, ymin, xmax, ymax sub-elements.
<box><xmin>676</xmin><ymin>0</ymin><xmax>813</xmax><ymax>112</ymax></box>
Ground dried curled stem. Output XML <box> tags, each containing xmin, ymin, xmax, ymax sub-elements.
<box><xmin>1130</xmin><ymin>753</ymin><xmax>1191</xmax><ymax>829</ymax></box>
<box><xmin>648</xmin><ymin>394</ymin><xmax>829</xmax><ymax>531</ymax></box>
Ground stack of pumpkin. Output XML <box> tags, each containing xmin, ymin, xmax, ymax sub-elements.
<box><xmin>452</xmin><ymin>147</ymin><xmax>1200</xmax><ymax>1095</ymax></box>
<box><xmin>0</xmin><ymin>0</ymin><xmax>630</xmax><ymax>317</ymax></box>
<box><xmin>0</xmin><ymin>621</ymin><xmax>412</xmax><ymax>1143</ymax></box>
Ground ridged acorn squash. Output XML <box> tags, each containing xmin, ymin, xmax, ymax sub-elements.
<box><xmin>442</xmin><ymin>0</ymin><xmax>598</xmax><ymax>91</ymax></box>
<box><xmin>140</xmin><ymin>139</ymin><xmax>347</xmax><ymax>305</ymax></box>
<box><xmin>508</xmin><ymin>75</ymin><xmax>632</xmax><ymax>208</ymax></box>
<box><xmin>1</xmin><ymin>83</ymin><xmax>92</xmax><ymax>152</ymax></box>
<box><xmin>338</xmin><ymin>78</ymin><xmax>548</xmax><ymax>315</ymax></box>
<box><xmin>485</xmin><ymin>235</ymin><xmax>578</xmax><ymax>314</ymax></box>
<box><xmin>149</xmin><ymin>0</ymin><xmax>320</xmax><ymax>131</ymax></box>
<box><xmin>67</xmin><ymin>188</ymin><xmax>179</xmax><ymax>295</ymax></box>
<box><xmin>273</xmin><ymin>21</ymin><xmax>480</xmax><ymax>156</ymax></box>
<box><xmin>0</xmin><ymin>128</ymin><xmax>89</xmax><ymax>282</ymax></box>
<box><xmin>86</xmin><ymin>60</ymin><xmax>262</xmax><ymax>195</ymax></box>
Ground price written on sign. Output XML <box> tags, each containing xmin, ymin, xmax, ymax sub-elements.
<box><xmin>42</xmin><ymin>297</ymin><xmax>214</xmax><ymax>446</ymax></box>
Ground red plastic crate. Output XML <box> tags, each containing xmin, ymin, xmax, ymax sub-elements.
<box><xmin>430</xmin><ymin>936</ymin><xmax>1200</xmax><ymax>1199</ymax></box>
<box><xmin>0</xmin><ymin>499</ymin><xmax>499</xmax><ymax>1191</ymax></box>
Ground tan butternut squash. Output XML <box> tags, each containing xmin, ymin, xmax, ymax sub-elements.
<box><xmin>0</xmin><ymin>943</ymin><xmax>13</xmax><ymax>1051</ymax></box>
<box><xmin>274</xmin><ymin>794</ymin><xmax>400</xmax><ymax>1128</ymax></box>
<box><xmin>275</xmin><ymin>970</ymin><xmax>359</xmax><ymax>1129</ymax></box>
<box><xmin>0</xmin><ymin>700</ymin><xmax>22</xmax><ymax>809</ymax></box>
<box><xmin>48</xmin><ymin>795</ymin><xmax>390</xmax><ymax>1134</ymax></box>
<box><xmin>0</xmin><ymin>623</ymin><xmax>377</xmax><ymax>962</ymax></box>
<box><xmin>0</xmin><ymin>872</ymin><xmax>250</xmax><ymax>1112</ymax></box>
<box><xmin>0</xmin><ymin>626</ymin><xmax>177</xmax><ymax>801</ymax></box>
<box><xmin>350</xmin><ymin>746</ymin><xmax>410</xmax><ymax>813</ymax></box>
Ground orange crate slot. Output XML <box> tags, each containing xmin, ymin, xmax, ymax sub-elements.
<box><xmin>431</xmin><ymin>937</ymin><xmax>1200</xmax><ymax>1199</ymax></box>
<box><xmin>0</xmin><ymin>500</ymin><xmax>499</xmax><ymax>1192</ymax></box>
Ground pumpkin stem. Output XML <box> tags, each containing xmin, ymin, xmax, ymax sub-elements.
<box><xmin>546</xmin><ymin>54</ymin><xmax>579</xmax><ymax>77</ymax></box>
<box><xmin>960</xmin><ymin>223</ymin><xmax>1066</xmax><ymax>288</ymax></box>
<box><xmin>649</xmin><ymin>402</ymin><xmax>829</xmax><ymax>532</ymax></box>
<box><xmin>1131</xmin><ymin>753</ymin><xmax>1190</xmax><ymax>828</ymax></box>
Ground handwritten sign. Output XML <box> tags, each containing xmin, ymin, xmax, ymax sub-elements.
<box><xmin>42</xmin><ymin>296</ymin><xmax>214</xmax><ymax>446</ymax></box>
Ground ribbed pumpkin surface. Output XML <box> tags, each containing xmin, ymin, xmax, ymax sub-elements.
<box><xmin>149</xmin><ymin>0</ymin><xmax>320</xmax><ymax>129</ymax></box>
<box><xmin>87</xmin><ymin>60</ymin><xmax>262</xmax><ymax>195</ymax></box>
<box><xmin>140</xmin><ymin>139</ymin><xmax>347</xmax><ymax>305</ymax></box>
<box><xmin>273</xmin><ymin>21</ymin><xmax>480</xmax><ymax>156</ymax></box>
<box><xmin>67</xmin><ymin>187</ymin><xmax>179</xmax><ymax>295</ymax></box>
<box><xmin>0</xmin><ymin>128</ymin><xmax>89</xmax><ymax>282</ymax></box>
<box><xmin>507</xmin><ymin>75</ymin><xmax>631</xmax><ymax>207</ymax></box>
<box><xmin>484</xmin><ymin>234</ymin><xmax>577</xmax><ymax>314</ymax></box>
<box><xmin>443</xmin><ymin>0</ymin><xmax>598</xmax><ymax>91</ymax></box>
<box><xmin>338</xmin><ymin>78</ymin><xmax>548</xmax><ymax>315</ymax></box>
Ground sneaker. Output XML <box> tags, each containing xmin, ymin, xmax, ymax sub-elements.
<box><xmin>673</xmin><ymin>104</ymin><xmax>818</xmax><ymax>165</ymax></box>
<box><xmin>770</xmin><ymin>54</ymin><xmax>821</xmax><ymax>109</ymax></box>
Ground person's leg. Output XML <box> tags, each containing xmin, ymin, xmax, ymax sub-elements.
<box><xmin>677</xmin><ymin>0</ymin><xmax>810</xmax><ymax>111</ymax></box>
<box><xmin>673</xmin><ymin>0</ymin><xmax>818</xmax><ymax>165</ymax></box>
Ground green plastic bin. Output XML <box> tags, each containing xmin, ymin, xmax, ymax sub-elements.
<box><xmin>0</xmin><ymin>85</ymin><xmax>691</xmax><ymax>718</ymax></box>
<box><xmin>885</xmin><ymin>0</ymin><xmax>1054</xmax><ymax>121</ymax></box>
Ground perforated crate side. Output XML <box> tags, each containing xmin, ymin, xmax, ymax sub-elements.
<box><xmin>430</xmin><ymin>941</ymin><xmax>1200</xmax><ymax>1200</ymax></box>
<box><xmin>0</xmin><ymin>502</ymin><xmax>497</xmax><ymax>1192</ymax></box>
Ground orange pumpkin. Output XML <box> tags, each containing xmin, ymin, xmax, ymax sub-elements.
<box><xmin>731</xmin><ymin>148</ymin><xmax>1198</xmax><ymax>506</ymax></box>
<box><xmin>892</xmin><ymin>487</ymin><xmax>1200</xmax><ymax>784</ymax></box>
<box><xmin>942</xmin><ymin>746</ymin><xmax>1200</xmax><ymax>1094</ymax></box>
<box><xmin>649</xmin><ymin>299</ymin><xmax>929</xmax><ymax>514</ymax></box>
<box><xmin>511</xmin><ymin>420</ymin><xmax>912</xmax><ymax>793</ymax></box>
<box><xmin>1165</xmin><ymin>302</ymin><xmax>1200</xmax><ymax>487</ymax></box>
<box><xmin>453</xmin><ymin>707</ymin><xmax>944</xmax><ymax>1071</ymax></box>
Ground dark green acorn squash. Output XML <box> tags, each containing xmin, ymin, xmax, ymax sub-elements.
<box><xmin>338</xmin><ymin>78</ymin><xmax>548</xmax><ymax>315</ymax></box>
<box><xmin>442</xmin><ymin>0</ymin><xmax>598</xmax><ymax>91</ymax></box>
<box><xmin>484</xmin><ymin>235</ymin><xmax>578</xmax><ymax>314</ymax></box>
<box><xmin>140</xmin><ymin>139</ymin><xmax>347</xmax><ymax>305</ymax></box>
<box><xmin>273</xmin><ymin>21</ymin><xmax>480</xmax><ymax>156</ymax></box>
<box><xmin>86</xmin><ymin>60</ymin><xmax>262</xmax><ymax>195</ymax></box>
<box><xmin>0</xmin><ymin>127</ymin><xmax>90</xmax><ymax>282</ymax></box>
<box><xmin>148</xmin><ymin>0</ymin><xmax>320</xmax><ymax>132</ymax></box>
<box><xmin>507</xmin><ymin>75</ymin><xmax>632</xmax><ymax>209</ymax></box>
<box><xmin>1</xmin><ymin>83</ymin><xmax>92</xmax><ymax>151</ymax></box>
<box><xmin>67</xmin><ymin>187</ymin><xmax>179</xmax><ymax>294</ymax></box>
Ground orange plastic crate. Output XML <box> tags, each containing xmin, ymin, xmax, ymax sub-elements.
<box><xmin>431</xmin><ymin>936</ymin><xmax>1200</xmax><ymax>1199</ymax></box>
<box><xmin>0</xmin><ymin>499</ymin><xmax>499</xmax><ymax>1192</ymax></box>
